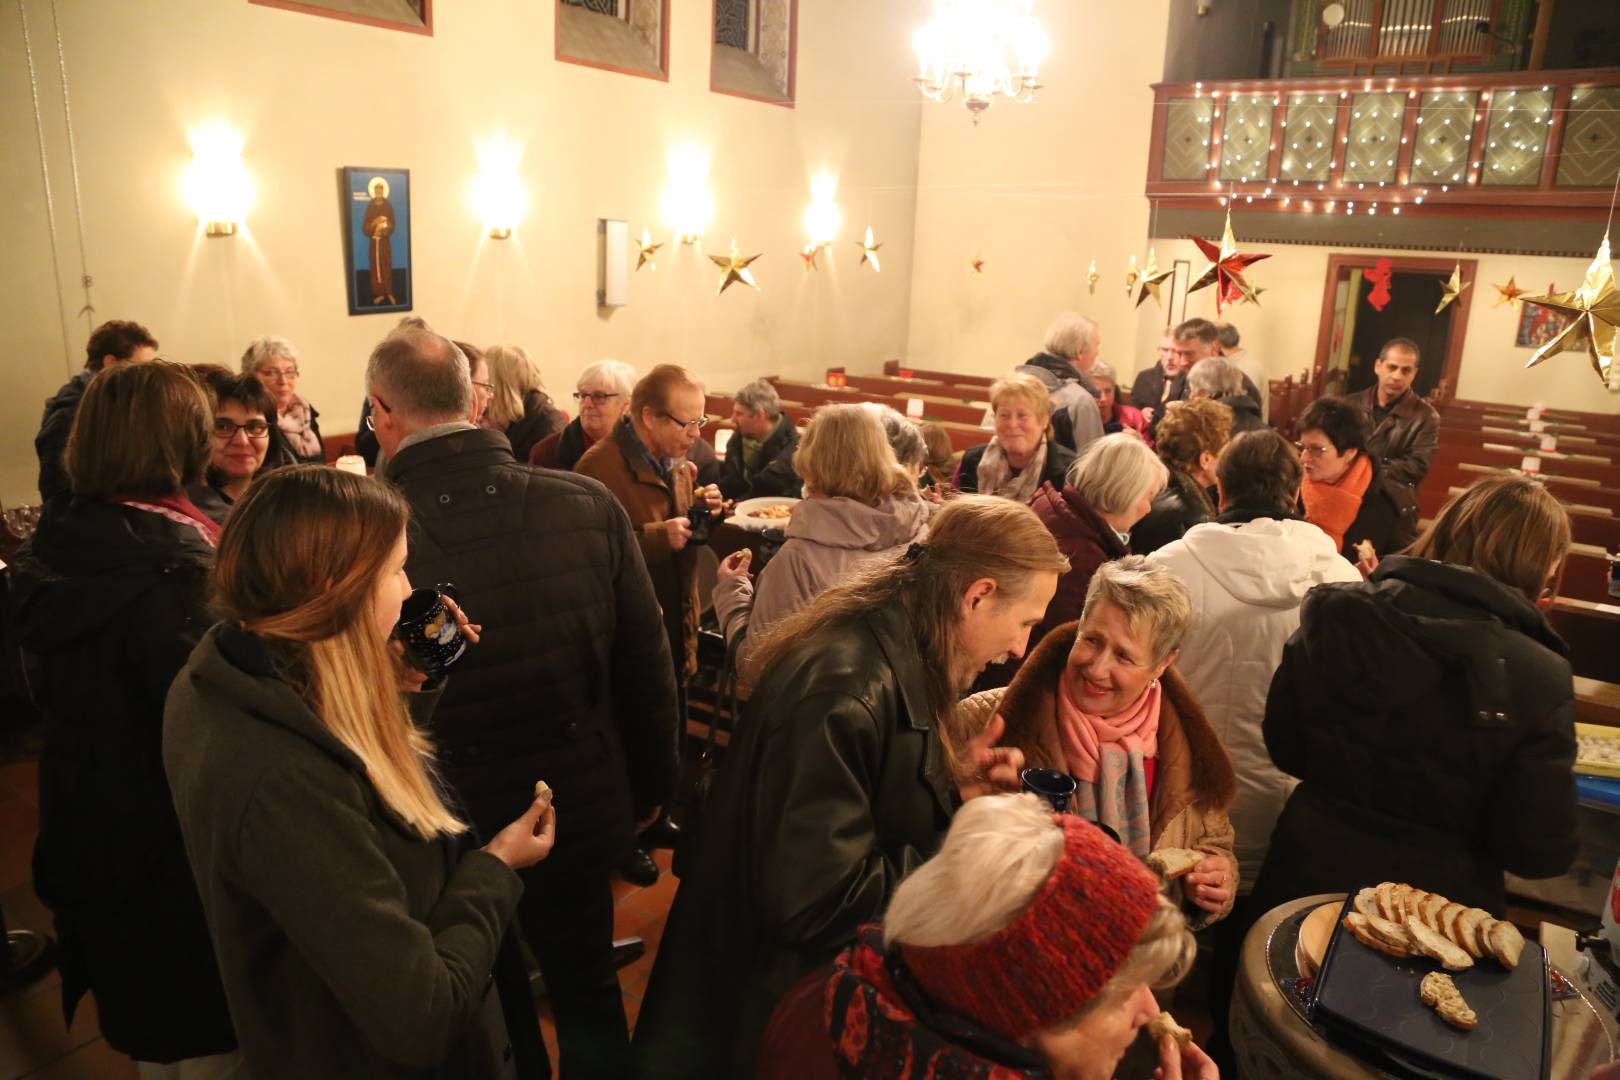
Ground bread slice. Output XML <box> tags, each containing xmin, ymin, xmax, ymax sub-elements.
<box><xmin>1147</xmin><ymin>1012</ymin><xmax>1193</xmax><ymax>1047</ymax></box>
<box><xmin>1455</xmin><ymin>908</ymin><xmax>1490</xmax><ymax>959</ymax></box>
<box><xmin>1436</xmin><ymin>902</ymin><xmax>1467</xmax><ymax>947</ymax></box>
<box><xmin>1345</xmin><ymin>913</ymin><xmax>1412</xmax><ymax>959</ymax></box>
<box><xmin>1399</xmin><ymin>885</ymin><xmax>1424</xmax><ymax>919</ymax></box>
<box><xmin>1487</xmin><ymin>921</ymin><xmax>1525</xmax><ymax>970</ymax></box>
<box><xmin>1391</xmin><ymin>883</ymin><xmax>1413</xmax><ymax>918</ymax></box>
<box><xmin>1405</xmin><ymin>916</ymin><xmax>1474</xmax><ymax>971</ymax></box>
<box><xmin>1420</xmin><ymin>892</ymin><xmax>1450</xmax><ymax>930</ymax></box>
<box><xmin>1473</xmin><ymin>914</ymin><xmax>1500</xmax><ymax>959</ymax></box>
<box><xmin>1420</xmin><ymin>972</ymin><xmax>1478</xmax><ymax>1031</ymax></box>
<box><xmin>1376</xmin><ymin>882</ymin><xmax>1400</xmax><ymax>922</ymax></box>
<box><xmin>1145</xmin><ymin>847</ymin><xmax>1203</xmax><ymax>880</ymax></box>
<box><xmin>1353</xmin><ymin>887</ymin><xmax>1382</xmax><ymax>921</ymax></box>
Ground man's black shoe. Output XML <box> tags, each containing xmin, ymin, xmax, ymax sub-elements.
<box><xmin>638</xmin><ymin>813</ymin><xmax>682</xmax><ymax>851</ymax></box>
<box><xmin>618</xmin><ymin>847</ymin><xmax>659</xmax><ymax>887</ymax></box>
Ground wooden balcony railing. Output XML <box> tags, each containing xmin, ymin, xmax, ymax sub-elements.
<box><xmin>1146</xmin><ymin>66</ymin><xmax>1620</xmax><ymax>217</ymax></box>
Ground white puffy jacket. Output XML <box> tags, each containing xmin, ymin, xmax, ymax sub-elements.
<box><xmin>1148</xmin><ymin>516</ymin><xmax>1360</xmax><ymax>893</ymax></box>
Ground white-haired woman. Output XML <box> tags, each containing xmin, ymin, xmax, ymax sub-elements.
<box><xmin>1187</xmin><ymin>356</ymin><xmax>1264</xmax><ymax>435</ymax></box>
<box><xmin>479</xmin><ymin>344</ymin><xmax>565</xmax><ymax>463</ymax></box>
<box><xmin>759</xmin><ymin>794</ymin><xmax>1214</xmax><ymax>1080</ymax></box>
<box><xmin>954</xmin><ymin>373</ymin><xmax>1075</xmax><ymax>503</ymax></box>
<box><xmin>242</xmin><ymin>335</ymin><xmax>324</xmax><ymax>465</ymax></box>
<box><xmin>529</xmin><ymin>360</ymin><xmax>636</xmax><ymax>470</ymax></box>
<box><xmin>960</xmin><ymin>557</ymin><xmax>1239</xmax><ymax>928</ymax></box>
<box><xmin>715</xmin><ymin>404</ymin><xmax>930</xmax><ymax>663</ymax></box>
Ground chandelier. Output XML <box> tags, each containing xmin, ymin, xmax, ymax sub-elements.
<box><xmin>912</xmin><ymin>0</ymin><xmax>1048</xmax><ymax>123</ymax></box>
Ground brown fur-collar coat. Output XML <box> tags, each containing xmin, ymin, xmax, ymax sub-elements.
<box><xmin>956</xmin><ymin>621</ymin><xmax>1239</xmax><ymax>925</ymax></box>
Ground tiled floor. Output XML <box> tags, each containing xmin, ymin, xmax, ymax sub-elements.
<box><xmin>0</xmin><ymin>759</ymin><xmax>680</xmax><ymax>1079</ymax></box>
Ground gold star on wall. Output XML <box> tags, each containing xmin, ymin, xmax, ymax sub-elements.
<box><xmin>1521</xmin><ymin>234</ymin><xmax>1620</xmax><ymax>383</ymax></box>
<box><xmin>1492</xmin><ymin>276</ymin><xmax>1526</xmax><ymax>309</ymax></box>
<box><xmin>1087</xmin><ymin>259</ymin><xmax>1099</xmax><ymax>295</ymax></box>
<box><xmin>1135</xmin><ymin>248</ymin><xmax>1173</xmax><ymax>309</ymax></box>
<box><xmin>1435</xmin><ymin>262</ymin><xmax>1470</xmax><ymax>314</ymax></box>
<box><xmin>709</xmin><ymin>239</ymin><xmax>761</xmax><ymax>295</ymax></box>
<box><xmin>969</xmin><ymin>252</ymin><xmax>985</xmax><ymax>277</ymax></box>
<box><xmin>800</xmin><ymin>243</ymin><xmax>819</xmax><ymax>272</ymax></box>
<box><xmin>857</xmin><ymin>226</ymin><xmax>882</xmax><ymax>272</ymax></box>
<box><xmin>1124</xmin><ymin>254</ymin><xmax>1140</xmax><ymax>295</ymax></box>
<box><xmin>635</xmin><ymin>228</ymin><xmax>663</xmax><ymax>272</ymax></box>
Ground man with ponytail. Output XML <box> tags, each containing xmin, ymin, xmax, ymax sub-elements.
<box><xmin>634</xmin><ymin>495</ymin><xmax>1068</xmax><ymax>1079</ymax></box>
<box><xmin>365</xmin><ymin>323</ymin><xmax>679</xmax><ymax>1078</ymax></box>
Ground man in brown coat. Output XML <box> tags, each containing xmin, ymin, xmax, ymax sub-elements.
<box><xmin>1348</xmin><ymin>337</ymin><xmax>1441</xmax><ymax>488</ymax></box>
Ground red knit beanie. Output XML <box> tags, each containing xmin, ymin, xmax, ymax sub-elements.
<box><xmin>897</xmin><ymin>814</ymin><xmax>1161</xmax><ymax>1043</ymax></box>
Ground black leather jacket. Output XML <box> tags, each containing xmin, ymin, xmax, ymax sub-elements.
<box><xmin>634</xmin><ymin>602</ymin><xmax>955</xmax><ymax>1079</ymax></box>
<box><xmin>1349</xmin><ymin>386</ymin><xmax>1440</xmax><ymax>487</ymax></box>
<box><xmin>1130</xmin><ymin>468</ymin><xmax>1214</xmax><ymax>556</ymax></box>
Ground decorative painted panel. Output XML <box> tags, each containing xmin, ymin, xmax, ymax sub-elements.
<box><xmin>1280</xmin><ymin>92</ymin><xmax>1335</xmax><ymax>183</ymax></box>
<box><xmin>1481</xmin><ymin>87</ymin><xmax>1553</xmax><ymax>187</ymax></box>
<box><xmin>715</xmin><ymin>0</ymin><xmax>747</xmax><ymax>48</ymax></box>
<box><xmin>1219</xmin><ymin>94</ymin><xmax>1274</xmax><ymax>184</ymax></box>
<box><xmin>563</xmin><ymin>0</ymin><xmax>618</xmax><ymax>13</ymax></box>
<box><xmin>1342</xmin><ymin>92</ymin><xmax>1403</xmax><ymax>184</ymax></box>
<box><xmin>1411</xmin><ymin>90</ymin><xmax>1475</xmax><ymax>186</ymax></box>
<box><xmin>757</xmin><ymin>0</ymin><xmax>791</xmax><ymax>96</ymax></box>
<box><xmin>1161</xmin><ymin>98</ymin><xmax>1215</xmax><ymax>181</ymax></box>
<box><xmin>1557</xmin><ymin>87</ymin><xmax>1620</xmax><ymax>188</ymax></box>
<box><xmin>631</xmin><ymin>0</ymin><xmax>661</xmax><ymax>56</ymax></box>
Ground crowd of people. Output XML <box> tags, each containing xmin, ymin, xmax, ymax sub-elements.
<box><xmin>11</xmin><ymin>309</ymin><xmax>1578</xmax><ymax>1080</ymax></box>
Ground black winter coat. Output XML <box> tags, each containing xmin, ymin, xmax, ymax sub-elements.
<box><xmin>1220</xmin><ymin>393</ymin><xmax>1265</xmax><ymax>434</ymax></box>
<box><xmin>9</xmin><ymin>496</ymin><xmax>234</xmax><ymax>1062</ymax></box>
<box><xmin>1130</xmin><ymin>362</ymin><xmax>1174</xmax><ymax>413</ymax></box>
<box><xmin>1252</xmin><ymin>556</ymin><xmax>1579</xmax><ymax>917</ymax></box>
<box><xmin>1130</xmin><ymin>468</ymin><xmax>1215</xmax><ymax>556</ymax></box>
<box><xmin>34</xmin><ymin>369</ymin><xmax>91</xmax><ymax>503</ymax></box>
<box><xmin>1331</xmin><ymin>461</ymin><xmax>1420</xmax><ymax>563</ymax></box>
<box><xmin>165</xmin><ymin>625</ymin><xmax>535</xmax><ymax>1079</ymax></box>
<box><xmin>718</xmin><ymin>413</ymin><xmax>803</xmax><ymax>501</ymax></box>
<box><xmin>633</xmin><ymin>602</ymin><xmax>956</xmax><ymax>1079</ymax></box>
<box><xmin>386</xmin><ymin>429</ymin><xmax>680</xmax><ymax>875</ymax></box>
<box><xmin>953</xmin><ymin>438</ymin><xmax>1076</xmax><ymax>499</ymax></box>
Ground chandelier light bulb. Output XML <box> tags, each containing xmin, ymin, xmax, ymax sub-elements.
<box><xmin>913</xmin><ymin>0</ymin><xmax>1047</xmax><ymax>122</ymax></box>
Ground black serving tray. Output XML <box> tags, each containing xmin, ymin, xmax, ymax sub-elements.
<box><xmin>1310</xmin><ymin>892</ymin><xmax>1549</xmax><ymax>1080</ymax></box>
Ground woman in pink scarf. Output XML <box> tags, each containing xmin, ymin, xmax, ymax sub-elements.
<box><xmin>956</xmin><ymin>556</ymin><xmax>1240</xmax><ymax>926</ymax></box>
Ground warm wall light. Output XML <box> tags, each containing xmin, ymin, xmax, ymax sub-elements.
<box><xmin>181</xmin><ymin>124</ymin><xmax>252</xmax><ymax>237</ymax></box>
<box><xmin>471</xmin><ymin>136</ymin><xmax>527</xmax><ymax>239</ymax></box>
<box><xmin>660</xmin><ymin>145</ymin><xmax>714</xmax><ymax>245</ymax></box>
<box><xmin>803</xmin><ymin>173</ymin><xmax>841</xmax><ymax>250</ymax></box>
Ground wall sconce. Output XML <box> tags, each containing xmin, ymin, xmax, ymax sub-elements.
<box><xmin>661</xmin><ymin>145</ymin><xmax>714</xmax><ymax>245</ymax></box>
<box><xmin>803</xmin><ymin>173</ymin><xmax>841</xmax><ymax>251</ymax></box>
<box><xmin>471</xmin><ymin>136</ymin><xmax>527</xmax><ymax>239</ymax></box>
<box><xmin>181</xmin><ymin>124</ymin><xmax>252</xmax><ymax>237</ymax></box>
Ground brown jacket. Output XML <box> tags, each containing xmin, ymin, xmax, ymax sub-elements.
<box><xmin>956</xmin><ymin>622</ymin><xmax>1238</xmax><ymax>926</ymax></box>
<box><xmin>577</xmin><ymin>419</ymin><xmax>699</xmax><ymax>677</ymax></box>
<box><xmin>1347</xmin><ymin>385</ymin><xmax>1440</xmax><ymax>488</ymax></box>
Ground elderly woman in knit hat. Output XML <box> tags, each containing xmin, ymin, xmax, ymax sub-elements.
<box><xmin>957</xmin><ymin>556</ymin><xmax>1239</xmax><ymax>928</ymax></box>
<box><xmin>759</xmin><ymin>793</ymin><xmax>1215</xmax><ymax>1079</ymax></box>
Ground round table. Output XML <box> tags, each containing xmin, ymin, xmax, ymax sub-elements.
<box><xmin>1231</xmin><ymin>894</ymin><xmax>1618</xmax><ymax>1079</ymax></box>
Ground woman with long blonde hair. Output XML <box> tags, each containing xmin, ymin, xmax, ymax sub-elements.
<box><xmin>481</xmin><ymin>343</ymin><xmax>565</xmax><ymax>462</ymax></box>
<box><xmin>164</xmin><ymin>465</ymin><xmax>556</xmax><ymax>1079</ymax></box>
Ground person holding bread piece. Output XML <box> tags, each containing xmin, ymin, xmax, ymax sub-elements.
<box><xmin>1294</xmin><ymin>396</ymin><xmax>1419</xmax><ymax>573</ymax></box>
<box><xmin>957</xmin><ymin>556</ymin><xmax>1240</xmax><ymax>928</ymax></box>
<box><xmin>164</xmin><ymin>466</ymin><xmax>554</xmax><ymax>1079</ymax></box>
<box><xmin>1251</xmin><ymin>474</ymin><xmax>1579</xmax><ymax>922</ymax></box>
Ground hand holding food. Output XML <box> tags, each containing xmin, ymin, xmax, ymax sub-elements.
<box><xmin>482</xmin><ymin>783</ymin><xmax>556</xmax><ymax>869</ymax></box>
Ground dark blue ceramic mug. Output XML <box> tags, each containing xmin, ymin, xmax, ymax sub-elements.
<box><xmin>393</xmin><ymin>583</ymin><xmax>467</xmax><ymax>678</ymax></box>
<box><xmin>1021</xmin><ymin>767</ymin><xmax>1079</xmax><ymax>814</ymax></box>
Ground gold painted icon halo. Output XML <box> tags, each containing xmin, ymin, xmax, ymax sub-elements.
<box><xmin>368</xmin><ymin>177</ymin><xmax>390</xmax><ymax>199</ymax></box>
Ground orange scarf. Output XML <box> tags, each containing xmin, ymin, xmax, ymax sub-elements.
<box><xmin>1301</xmin><ymin>454</ymin><xmax>1372</xmax><ymax>551</ymax></box>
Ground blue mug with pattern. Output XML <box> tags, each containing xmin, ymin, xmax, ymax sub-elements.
<box><xmin>393</xmin><ymin>583</ymin><xmax>467</xmax><ymax>678</ymax></box>
<box><xmin>1021</xmin><ymin>767</ymin><xmax>1079</xmax><ymax>814</ymax></box>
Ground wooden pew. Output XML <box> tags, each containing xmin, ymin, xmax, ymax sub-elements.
<box><xmin>1576</xmin><ymin>677</ymin><xmax>1620</xmax><ymax>730</ymax></box>
<box><xmin>1550</xmin><ymin>598</ymin><xmax>1620</xmax><ymax>684</ymax></box>
<box><xmin>882</xmin><ymin>360</ymin><xmax>995</xmax><ymax>389</ymax></box>
<box><xmin>840</xmin><ymin>374</ymin><xmax>989</xmax><ymax>406</ymax></box>
<box><xmin>769</xmin><ymin>380</ymin><xmax>988</xmax><ymax>427</ymax></box>
<box><xmin>1446</xmin><ymin>398</ymin><xmax>1620</xmax><ymax>434</ymax></box>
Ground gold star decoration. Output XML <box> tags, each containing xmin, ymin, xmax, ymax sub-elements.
<box><xmin>1124</xmin><ymin>254</ymin><xmax>1140</xmax><ymax>295</ymax></box>
<box><xmin>1087</xmin><ymin>259</ymin><xmax>1099</xmax><ymax>295</ymax></box>
<box><xmin>635</xmin><ymin>228</ymin><xmax>663</xmax><ymax>272</ymax></box>
<box><xmin>1188</xmin><ymin>210</ymin><xmax>1269</xmax><ymax>313</ymax></box>
<box><xmin>1492</xmin><ymin>276</ymin><xmax>1526</xmax><ymax>309</ymax></box>
<box><xmin>1239</xmin><ymin>285</ymin><xmax>1268</xmax><ymax>306</ymax></box>
<box><xmin>857</xmin><ymin>226</ymin><xmax>882</xmax><ymax>272</ymax></box>
<box><xmin>1521</xmin><ymin>233</ymin><xmax>1620</xmax><ymax>384</ymax></box>
<box><xmin>800</xmin><ymin>243</ymin><xmax>819</xmax><ymax>272</ymax></box>
<box><xmin>1435</xmin><ymin>262</ymin><xmax>1470</xmax><ymax>314</ymax></box>
<box><xmin>708</xmin><ymin>239</ymin><xmax>761</xmax><ymax>296</ymax></box>
<box><xmin>1135</xmin><ymin>248</ymin><xmax>1173</xmax><ymax>309</ymax></box>
<box><xmin>969</xmin><ymin>252</ymin><xmax>985</xmax><ymax>277</ymax></box>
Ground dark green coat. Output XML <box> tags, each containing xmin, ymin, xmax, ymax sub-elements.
<box><xmin>164</xmin><ymin>623</ymin><xmax>528</xmax><ymax>1079</ymax></box>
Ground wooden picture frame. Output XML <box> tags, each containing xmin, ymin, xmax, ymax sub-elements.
<box><xmin>341</xmin><ymin>167</ymin><xmax>413</xmax><ymax>316</ymax></box>
<box><xmin>556</xmin><ymin>0</ymin><xmax>671</xmax><ymax>83</ymax></box>
<box><xmin>710</xmin><ymin>0</ymin><xmax>798</xmax><ymax>107</ymax></box>
<box><xmin>249</xmin><ymin>0</ymin><xmax>431</xmax><ymax>36</ymax></box>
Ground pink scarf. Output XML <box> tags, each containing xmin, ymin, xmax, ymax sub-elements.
<box><xmin>114</xmin><ymin>494</ymin><xmax>221</xmax><ymax>548</ymax></box>
<box><xmin>1057</xmin><ymin>669</ymin><xmax>1160</xmax><ymax>855</ymax></box>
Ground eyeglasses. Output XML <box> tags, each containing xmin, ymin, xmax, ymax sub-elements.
<box><xmin>574</xmin><ymin>391</ymin><xmax>622</xmax><ymax>405</ymax></box>
<box><xmin>258</xmin><ymin>365</ymin><xmax>300</xmax><ymax>382</ymax></box>
<box><xmin>661</xmin><ymin>411</ymin><xmax>712</xmax><ymax>434</ymax></box>
<box><xmin>1296</xmin><ymin>442</ymin><xmax>1334</xmax><ymax>458</ymax></box>
<box><xmin>213</xmin><ymin>418</ymin><xmax>271</xmax><ymax>441</ymax></box>
<box><xmin>472</xmin><ymin>381</ymin><xmax>493</xmax><ymax>393</ymax></box>
<box><xmin>364</xmin><ymin>394</ymin><xmax>393</xmax><ymax>432</ymax></box>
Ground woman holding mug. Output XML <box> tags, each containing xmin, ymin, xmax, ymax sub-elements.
<box><xmin>957</xmin><ymin>557</ymin><xmax>1238</xmax><ymax>927</ymax></box>
<box><xmin>164</xmin><ymin>465</ymin><xmax>556</xmax><ymax>1078</ymax></box>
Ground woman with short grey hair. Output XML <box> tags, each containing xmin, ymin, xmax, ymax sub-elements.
<box><xmin>1188</xmin><ymin>356</ymin><xmax>1264</xmax><ymax>435</ymax></box>
<box><xmin>528</xmin><ymin>359</ymin><xmax>638</xmax><ymax>470</ymax></box>
<box><xmin>242</xmin><ymin>334</ymin><xmax>324</xmax><ymax>465</ymax></box>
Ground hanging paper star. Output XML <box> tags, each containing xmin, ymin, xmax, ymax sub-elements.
<box><xmin>1238</xmin><ymin>285</ymin><xmax>1268</xmax><ymax>306</ymax></box>
<box><xmin>1492</xmin><ymin>276</ymin><xmax>1526</xmax><ymax>309</ymax></box>
<box><xmin>709</xmin><ymin>239</ymin><xmax>761</xmax><ymax>295</ymax></box>
<box><xmin>857</xmin><ymin>226</ymin><xmax>882</xmax><ymax>272</ymax></box>
<box><xmin>1134</xmin><ymin>248</ymin><xmax>1173</xmax><ymax>309</ymax></box>
<box><xmin>1087</xmin><ymin>260</ymin><xmax>1099</xmax><ymax>295</ymax></box>
<box><xmin>1520</xmin><ymin>233</ymin><xmax>1620</xmax><ymax>383</ymax></box>
<box><xmin>800</xmin><ymin>243</ymin><xmax>819</xmax><ymax>272</ymax></box>
<box><xmin>969</xmin><ymin>252</ymin><xmax>985</xmax><ymax>277</ymax></box>
<box><xmin>1188</xmin><ymin>210</ymin><xmax>1270</xmax><ymax>314</ymax></box>
<box><xmin>1435</xmin><ymin>262</ymin><xmax>1470</xmax><ymax>314</ymax></box>
<box><xmin>635</xmin><ymin>228</ymin><xmax>663</xmax><ymax>272</ymax></box>
<box><xmin>1124</xmin><ymin>254</ymin><xmax>1140</xmax><ymax>295</ymax></box>
<box><xmin>1366</xmin><ymin>257</ymin><xmax>1394</xmax><ymax>312</ymax></box>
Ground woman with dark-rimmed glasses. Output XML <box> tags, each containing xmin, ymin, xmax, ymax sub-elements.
<box><xmin>528</xmin><ymin>359</ymin><xmax>638</xmax><ymax>471</ymax></box>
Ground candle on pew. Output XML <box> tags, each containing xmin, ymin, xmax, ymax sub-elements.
<box><xmin>1530</xmin><ymin>420</ymin><xmax>1546</xmax><ymax>434</ymax></box>
<box><xmin>1522</xmin><ymin>455</ymin><xmax>1542</xmax><ymax>474</ymax></box>
<box><xmin>906</xmin><ymin>397</ymin><xmax>925</xmax><ymax>420</ymax></box>
<box><xmin>1542</xmin><ymin>435</ymin><xmax>1559</xmax><ymax>453</ymax></box>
